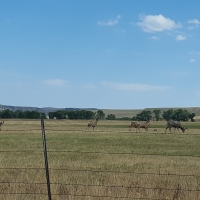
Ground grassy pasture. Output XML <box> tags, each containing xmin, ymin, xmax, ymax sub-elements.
<box><xmin>0</xmin><ymin>119</ymin><xmax>200</xmax><ymax>199</ymax></box>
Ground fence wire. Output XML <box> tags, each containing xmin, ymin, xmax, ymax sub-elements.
<box><xmin>1</xmin><ymin>127</ymin><xmax>200</xmax><ymax>199</ymax></box>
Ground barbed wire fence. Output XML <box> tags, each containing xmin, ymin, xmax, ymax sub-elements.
<box><xmin>0</xmin><ymin>119</ymin><xmax>200</xmax><ymax>199</ymax></box>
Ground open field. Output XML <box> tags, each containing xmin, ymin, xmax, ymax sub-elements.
<box><xmin>0</xmin><ymin>119</ymin><xmax>200</xmax><ymax>199</ymax></box>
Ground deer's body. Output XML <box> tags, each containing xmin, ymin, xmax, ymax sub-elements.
<box><xmin>129</xmin><ymin>121</ymin><xmax>150</xmax><ymax>132</ymax></box>
<box><xmin>139</xmin><ymin>121</ymin><xmax>150</xmax><ymax>132</ymax></box>
<box><xmin>165</xmin><ymin>120</ymin><xmax>185</xmax><ymax>133</ymax></box>
<box><xmin>129</xmin><ymin>121</ymin><xmax>140</xmax><ymax>132</ymax></box>
<box><xmin>86</xmin><ymin>119</ymin><xmax>99</xmax><ymax>131</ymax></box>
<box><xmin>0</xmin><ymin>121</ymin><xmax>4</xmax><ymax>131</ymax></box>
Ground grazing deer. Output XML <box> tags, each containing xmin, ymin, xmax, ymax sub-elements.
<box><xmin>0</xmin><ymin>121</ymin><xmax>4</xmax><ymax>131</ymax></box>
<box><xmin>86</xmin><ymin>118</ymin><xmax>99</xmax><ymax>131</ymax></box>
<box><xmin>165</xmin><ymin>120</ymin><xmax>185</xmax><ymax>133</ymax></box>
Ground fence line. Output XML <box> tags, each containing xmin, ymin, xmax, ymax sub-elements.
<box><xmin>1</xmin><ymin>125</ymin><xmax>200</xmax><ymax>199</ymax></box>
<box><xmin>0</xmin><ymin>167</ymin><xmax>199</xmax><ymax>178</ymax></box>
<box><xmin>2</xmin><ymin>128</ymin><xmax>200</xmax><ymax>135</ymax></box>
<box><xmin>1</xmin><ymin>149</ymin><xmax>200</xmax><ymax>158</ymax></box>
<box><xmin>2</xmin><ymin>181</ymin><xmax>200</xmax><ymax>192</ymax></box>
<box><xmin>1</xmin><ymin>181</ymin><xmax>200</xmax><ymax>196</ymax></box>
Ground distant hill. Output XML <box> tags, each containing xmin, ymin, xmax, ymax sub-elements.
<box><xmin>0</xmin><ymin>104</ymin><xmax>200</xmax><ymax>118</ymax></box>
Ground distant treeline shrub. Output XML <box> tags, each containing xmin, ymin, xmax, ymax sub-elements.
<box><xmin>131</xmin><ymin>109</ymin><xmax>195</xmax><ymax>122</ymax></box>
<box><xmin>49</xmin><ymin>110</ymin><xmax>95</xmax><ymax>119</ymax></box>
<box><xmin>0</xmin><ymin>108</ymin><xmax>196</xmax><ymax>121</ymax></box>
<box><xmin>0</xmin><ymin>109</ymin><xmax>46</xmax><ymax>119</ymax></box>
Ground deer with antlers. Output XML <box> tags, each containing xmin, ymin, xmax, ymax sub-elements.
<box><xmin>86</xmin><ymin>118</ymin><xmax>99</xmax><ymax>131</ymax></box>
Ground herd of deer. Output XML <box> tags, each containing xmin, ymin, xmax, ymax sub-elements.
<box><xmin>0</xmin><ymin>119</ymin><xmax>187</xmax><ymax>133</ymax></box>
<box><xmin>85</xmin><ymin>119</ymin><xmax>187</xmax><ymax>133</ymax></box>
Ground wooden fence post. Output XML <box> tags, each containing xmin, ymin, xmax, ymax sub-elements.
<box><xmin>41</xmin><ymin>118</ymin><xmax>52</xmax><ymax>200</ymax></box>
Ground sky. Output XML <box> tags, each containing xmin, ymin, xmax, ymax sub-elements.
<box><xmin>0</xmin><ymin>0</ymin><xmax>200</xmax><ymax>109</ymax></box>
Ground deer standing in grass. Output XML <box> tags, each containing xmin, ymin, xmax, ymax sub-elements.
<box><xmin>129</xmin><ymin>120</ymin><xmax>150</xmax><ymax>132</ymax></box>
<box><xmin>165</xmin><ymin>120</ymin><xmax>186</xmax><ymax>133</ymax></box>
<box><xmin>129</xmin><ymin>121</ymin><xmax>140</xmax><ymax>132</ymax></box>
<box><xmin>139</xmin><ymin>120</ymin><xmax>150</xmax><ymax>132</ymax></box>
<box><xmin>86</xmin><ymin>118</ymin><xmax>99</xmax><ymax>131</ymax></box>
<box><xmin>0</xmin><ymin>121</ymin><xmax>4</xmax><ymax>131</ymax></box>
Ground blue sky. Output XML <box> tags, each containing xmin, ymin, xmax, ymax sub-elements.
<box><xmin>0</xmin><ymin>0</ymin><xmax>200</xmax><ymax>109</ymax></box>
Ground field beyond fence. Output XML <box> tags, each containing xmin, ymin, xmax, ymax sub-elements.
<box><xmin>0</xmin><ymin>119</ymin><xmax>200</xmax><ymax>200</ymax></box>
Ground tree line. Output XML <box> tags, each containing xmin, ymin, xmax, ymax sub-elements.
<box><xmin>0</xmin><ymin>109</ymin><xmax>46</xmax><ymax>119</ymax></box>
<box><xmin>0</xmin><ymin>108</ymin><xmax>196</xmax><ymax>121</ymax></box>
<box><xmin>131</xmin><ymin>109</ymin><xmax>195</xmax><ymax>122</ymax></box>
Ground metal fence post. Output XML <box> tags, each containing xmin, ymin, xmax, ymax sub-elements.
<box><xmin>41</xmin><ymin>118</ymin><xmax>52</xmax><ymax>200</ymax></box>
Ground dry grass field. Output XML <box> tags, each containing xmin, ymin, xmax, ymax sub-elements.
<box><xmin>0</xmin><ymin>119</ymin><xmax>200</xmax><ymax>200</ymax></box>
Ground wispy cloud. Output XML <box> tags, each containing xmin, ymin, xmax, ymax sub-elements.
<box><xmin>44</xmin><ymin>79</ymin><xmax>67</xmax><ymax>86</ymax></box>
<box><xmin>188</xmin><ymin>19</ymin><xmax>200</xmax><ymax>26</ymax></box>
<box><xmin>136</xmin><ymin>14</ymin><xmax>181</xmax><ymax>33</ymax></box>
<box><xmin>187</xmin><ymin>19</ymin><xmax>200</xmax><ymax>29</ymax></box>
<box><xmin>190</xmin><ymin>59</ymin><xmax>196</xmax><ymax>62</ymax></box>
<box><xmin>176</xmin><ymin>35</ymin><xmax>186</xmax><ymax>41</ymax></box>
<box><xmin>116</xmin><ymin>15</ymin><xmax>121</xmax><ymax>19</ymax></box>
<box><xmin>189</xmin><ymin>51</ymin><xmax>200</xmax><ymax>55</ymax></box>
<box><xmin>101</xmin><ymin>82</ymin><xmax>168</xmax><ymax>91</ymax></box>
<box><xmin>150</xmin><ymin>36</ymin><xmax>160</xmax><ymax>40</ymax></box>
<box><xmin>98</xmin><ymin>15</ymin><xmax>121</xmax><ymax>26</ymax></box>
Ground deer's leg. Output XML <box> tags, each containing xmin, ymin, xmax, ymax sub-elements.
<box><xmin>165</xmin><ymin>126</ymin><xmax>170</xmax><ymax>133</ymax></box>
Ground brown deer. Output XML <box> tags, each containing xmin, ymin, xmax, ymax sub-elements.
<box><xmin>129</xmin><ymin>120</ymin><xmax>150</xmax><ymax>132</ymax></box>
<box><xmin>129</xmin><ymin>121</ymin><xmax>140</xmax><ymax>132</ymax></box>
<box><xmin>139</xmin><ymin>120</ymin><xmax>150</xmax><ymax>132</ymax></box>
<box><xmin>86</xmin><ymin>118</ymin><xmax>99</xmax><ymax>131</ymax></box>
<box><xmin>0</xmin><ymin>121</ymin><xmax>4</xmax><ymax>131</ymax></box>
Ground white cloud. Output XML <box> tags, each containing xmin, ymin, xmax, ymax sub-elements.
<box><xmin>187</xmin><ymin>19</ymin><xmax>200</xmax><ymax>29</ymax></box>
<box><xmin>150</xmin><ymin>36</ymin><xmax>160</xmax><ymax>40</ymax></box>
<box><xmin>187</xmin><ymin>19</ymin><xmax>200</xmax><ymax>25</ymax></box>
<box><xmin>176</xmin><ymin>35</ymin><xmax>186</xmax><ymax>41</ymax></box>
<box><xmin>101</xmin><ymin>82</ymin><xmax>168</xmax><ymax>91</ymax></box>
<box><xmin>190</xmin><ymin>59</ymin><xmax>196</xmax><ymax>62</ymax></box>
<box><xmin>136</xmin><ymin>14</ymin><xmax>181</xmax><ymax>33</ymax></box>
<box><xmin>44</xmin><ymin>79</ymin><xmax>67</xmax><ymax>86</ymax></box>
<box><xmin>98</xmin><ymin>15</ymin><xmax>121</xmax><ymax>26</ymax></box>
<box><xmin>189</xmin><ymin>51</ymin><xmax>200</xmax><ymax>55</ymax></box>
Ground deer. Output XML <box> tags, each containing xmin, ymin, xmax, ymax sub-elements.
<box><xmin>86</xmin><ymin>118</ymin><xmax>99</xmax><ymax>131</ymax></box>
<box><xmin>0</xmin><ymin>121</ymin><xmax>4</xmax><ymax>131</ymax></box>
<box><xmin>165</xmin><ymin>120</ymin><xmax>186</xmax><ymax>133</ymax></box>
<box><xmin>138</xmin><ymin>120</ymin><xmax>150</xmax><ymax>132</ymax></box>
<box><xmin>129</xmin><ymin>120</ymin><xmax>150</xmax><ymax>132</ymax></box>
<box><xmin>129</xmin><ymin>121</ymin><xmax>140</xmax><ymax>132</ymax></box>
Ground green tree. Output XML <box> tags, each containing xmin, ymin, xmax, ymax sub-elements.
<box><xmin>0</xmin><ymin>109</ymin><xmax>14</xmax><ymax>118</ymax></box>
<box><xmin>135</xmin><ymin>110</ymin><xmax>152</xmax><ymax>121</ymax></box>
<box><xmin>96</xmin><ymin>110</ymin><xmax>105</xmax><ymax>119</ymax></box>
<box><xmin>172</xmin><ymin>109</ymin><xmax>190</xmax><ymax>121</ymax></box>
<box><xmin>188</xmin><ymin>113</ymin><xmax>195</xmax><ymax>122</ymax></box>
<box><xmin>162</xmin><ymin>109</ymin><xmax>174</xmax><ymax>121</ymax></box>
<box><xmin>106</xmin><ymin>114</ymin><xmax>116</xmax><ymax>120</ymax></box>
<box><xmin>152</xmin><ymin>109</ymin><xmax>161</xmax><ymax>121</ymax></box>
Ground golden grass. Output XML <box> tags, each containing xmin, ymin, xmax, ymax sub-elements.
<box><xmin>0</xmin><ymin>119</ymin><xmax>200</xmax><ymax>199</ymax></box>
